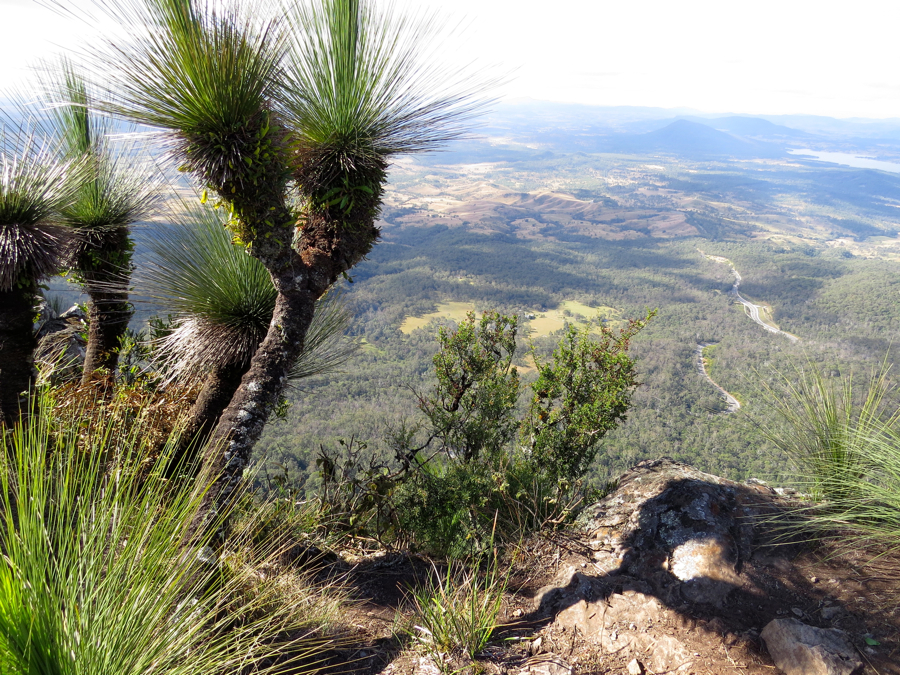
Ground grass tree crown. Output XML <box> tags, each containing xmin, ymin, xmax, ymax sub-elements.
<box><xmin>33</xmin><ymin>61</ymin><xmax>162</xmax><ymax>258</ymax></box>
<box><xmin>139</xmin><ymin>201</ymin><xmax>357</xmax><ymax>382</ymax></box>
<box><xmin>0</xmin><ymin>135</ymin><xmax>81</xmax><ymax>291</ymax></box>
<box><xmin>63</xmin><ymin>0</ymin><xmax>491</xmax><ymax>244</ymax></box>
<box><xmin>282</xmin><ymin>0</ymin><xmax>492</xmax><ymax>204</ymax></box>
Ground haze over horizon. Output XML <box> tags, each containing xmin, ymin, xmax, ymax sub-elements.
<box><xmin>1</xmin><ymin>0</ymin><xmax>899</xmax><ymax>121</ymax></box>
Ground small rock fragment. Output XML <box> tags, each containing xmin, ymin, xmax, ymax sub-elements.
<box><xmin>415</xmin><ymin>656</ymin><xmax>441</xmax><ymax>675</ymax></box>
<box><xmin>626</xmin><ymin>658</ymin><xmax>644</xmax><ymax>675</ymax></box>
<box><xmin>518</xmin><ymin>656</ymin><xmax>572</xmax><ymax>675</ymax></box>
<box><xmin>791</xmin><ymin>607</ymin><xmax>804</xmax><ymax>617</ymax></box>
<box><xmin>761</xmin><ymin>619</ymin><xmax>863</xmax><ymax>675</ymax></box>
<box><xmin>820</xmin><ymin>605</ymin><xmax>842</xmax><ymax>621</ymax></box>
<box><xmin>646</xmin><ymin>635</ymin><xmax>694</xmax><ymax>673</ymax></box>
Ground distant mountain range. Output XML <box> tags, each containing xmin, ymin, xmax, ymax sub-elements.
<box><xmin>471</xmin><ymin>100</ymin><xmax>900</xmax><ymax>161</ymax></box>
<box><xmin>602</xmin><ymin>119</ymin><xmax>785</xmax><ymax>158</ymax></box>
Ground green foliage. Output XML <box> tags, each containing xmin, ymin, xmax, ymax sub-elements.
<box><xmin>390</xmin><ymin>453</ymin><xmax>601</xmax><ymax>558</ymax></box>
<box><xmin>316</xmin><ymin>310</ymin><xmax>645</xmax><ymax>556</ymax></box>
<box><xmin>391</xmin><ymin>458</ymin><xmax>501</xmax><ymax>557</ymax></box>
<box><xmin>420</xmin><ymin>311</ymin><xmax>520</xmax><ymax>463</ymax></box>
<box><xmin>761</xmin><ymin>360</ymin><xmax>896</xmax><ymax>502</ymax></box>
<box><xmin>142</xmin><ymin>200</ymin><xmax>279</xmax><ymax>376</ymax></box>
<box><xmin>762</xmin><ymin>362</ymin><xmax>900</xmax><ymax>556</ymax></box>
<box><xmin>409</xmin><ymin>557</ymin><xmax>507</xmax><ymax>672</ymax></box>
<box><xmin>0</xmin><ymin>396</ymin><xmax>334</xmax><ymax>675</ymax></box>
<box><xmin>283</xmin><ymin>0</ymin><xmax>485</xmax><ymax>161</ymax></box>
<box><xmin>115</xmin><ymin>327</ymin><xmax>157</xmax><ymax>384</ymax></box>
<box><xmin>139</xmin><ymin>200</ymin><xmax>357</xmax><ymax>381</ymax></box>
<box><xmin>40</xmin><ymin>61</ymin><xmax>161</xmax><ymax>237</ymax></box>
<box><xmin>68</xmin><ymin>0</ymin><xmax>489</xmax><ymax>248</ymax></box>
<box><xmin>83</xmin><ymin>0</ymin><xmax>284</xmax><ymax>172</ymax></box>
<box><xmin>524</xmin><ymin>310</ymin><xmax>655</xmax><ymax>481</ymax></box>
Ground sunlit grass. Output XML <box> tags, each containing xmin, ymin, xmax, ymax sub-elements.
<box><xmin>400</xmin><ymin>299</ymin><xmax>621</xmax><ymax>336</ymax></box>
<box><xmin>762</xmin><ymin>360</ymin><xmax>900</xmax><ymax>558</ymax></box>
<box><xmin>409</xmin><ymin>557</ymin><xmax>507</xmax><ymax>672</ymax></box>
<box><xmin>0</xmin><ymin>396</ymin><xmax>343</xmax><ymax>675</ymax></box>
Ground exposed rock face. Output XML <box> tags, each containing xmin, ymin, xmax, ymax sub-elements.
<box><xmin>520</xmin><ymin>458</ymin><xmax>900</xmax><ymax>673</ymax></box>
<box><xmin>761</xmin><ymin>619</ymin><xmax>863</xmax><ymax>675</ymax></box>
<box><xmin>536</xmin><ymin>570</ymin><xmax>696</xmax><ymax>673</ymax></box>
<box><xmin>576</xmin><ymin>457</ymin><xmax>781</xmax><ymax>607</ymax></box>
<box><xmin>529</xmin><ymin>458</ymin><xmax>800</xmax><ymax>673</ymax></box>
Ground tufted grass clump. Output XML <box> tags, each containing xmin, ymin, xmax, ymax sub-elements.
<box><xmin>0</xmin><ymin>395</ymin><xmax>342</xmax><ymax>675</ymax></box>
<box><xmin>764</xmin><ymin>361</ymin><xmax>900</xmax><ymax>557</ymax></box>
<box><xmin>409</xmin><ymin>556</ymin><xmax>507</xmax><ymax>672</ymax></box>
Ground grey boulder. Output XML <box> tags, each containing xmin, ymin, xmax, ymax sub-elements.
<box><xmin>761</xmin><ymin>618</ymin><xmax>863</xmax><ymax>675</ymax></box>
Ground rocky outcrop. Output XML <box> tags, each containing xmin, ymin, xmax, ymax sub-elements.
<box><xmin>535</xmin><ymin>569</ymin><xmax>697</xmax><ymax>673</ymax></box>
<box><xmin>576</xmin><ymin>457</ymin><xmax>783</xmax><ymax>608</ymax></box>
<box><xmin>523</xmin><ymin>458</ymin><xmax>890</xmax><ymax>674</ymax></box>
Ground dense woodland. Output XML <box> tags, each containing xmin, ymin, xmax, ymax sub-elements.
<box><xmin>252</xmin><ymin>146</ymin><xmax>900</xmax><ymax>492</ymax></box>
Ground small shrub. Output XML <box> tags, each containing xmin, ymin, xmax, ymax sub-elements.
<box><xmin>763</xmin><ymin>361</ymin><xmax>900</xmax><ymax>556</ymax></box>
<box><xmin>523</xmin><ymin>311</ymin><xmax>654</xmax><ymax>482</ymax></box>
<box><xmin>418</xmin><ymin>311</ymin><xmax>520</xmax><ymax>464</ymax></box>
<box><xmin>410</xmin><ymin>557</ymin><xmax>507</xmax><ymax>671</ymax></box>
<box><xmin>317</xmin><ymin>309</ymin><xmax>650</xmax><ymax>557</ymax></box>
<box><xmin>392</xmin><ymin>458</ymin><xmax>499</xmax><ymax>557</ymax></box>
<box><xmin>390</xmin><ymin>454</ymin><xmax>600</xmax><ymax>557</ymax></box>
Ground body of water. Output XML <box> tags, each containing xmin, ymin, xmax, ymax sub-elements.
<box><xmin>787</xmin><ymin>149</ymin><xmax>900</xmax><ymax>173</ymax></box>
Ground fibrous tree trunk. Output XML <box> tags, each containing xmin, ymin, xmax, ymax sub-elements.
<box><xmin>165</xmin><ymin>362</ymin><xmax>246</xmax><ymax>478</ymax></box>
<box><xmin>82</xmin><ymin>287</ymin><xmax>131</xmax><ymax>380</ymax></box>
<box><xmin>80</xmin><ymin>227</ymin><xmax>133</xmax><ymax>382</ymax></box>
<box><xmin>195</xmin><ymin>188</ymin><xmax>380</xmax><ymax>538</ymax></box>
<box><xmin>0</xmin><ymin>283</ymin><xmax>38</xmax><ymax>425</ymax></box>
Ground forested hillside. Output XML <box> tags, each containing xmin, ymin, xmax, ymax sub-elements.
<box><xmin>253</xmin><ymin>119</ymin><xmax>900</xmax><ymax>491</ymax></box>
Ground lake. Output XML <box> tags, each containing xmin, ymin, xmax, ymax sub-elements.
<box><xmin>787</xmin><ymin>149</ymin><xmax>900</xmax><ymax>173</ymax></box>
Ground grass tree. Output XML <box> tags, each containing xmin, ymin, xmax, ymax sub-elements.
<box><xmin>139</xmin><ymin>201</ymin><xmax>357</xmax><ymax>472</ymax></box>
<box><xmin>39</xmin><ymin>62</ymin><xmax>162</xmax><ymax>382</ymax></box>
<box><xmin>762</xmin><ymin>362</ymin><xmax>900</xmax><ymax>557</ymax></box>
<box><xmin>64</xmin><ymin>0</ymin><xmax>488</xmax><ymax>521</ymax></box>
<box><xmin>0</xmin><ymin>134</ymin><xmax>80</xmax><ymax>423</ymax></box>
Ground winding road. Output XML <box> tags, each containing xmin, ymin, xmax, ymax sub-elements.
<box><xmin>701</xmin><ymin>251</ymin><xmax>800</xmax><ymax>343</ymax></box>
<box><xmin>691</xmin><ymin>251</ymin><xmax>801</xmax><ymax>413</ymax></box>
<box><xmin>695</xmin><ymin>343</ymin><xmax>741</xmax><ymax>413</ymax></box>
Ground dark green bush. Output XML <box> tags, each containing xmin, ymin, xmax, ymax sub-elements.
<box><xmin>318</xmin><ymin>309</ymin><xmax>651</xmax><ymax>556</ymax></box>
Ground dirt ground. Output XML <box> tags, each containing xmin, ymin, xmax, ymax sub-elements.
<box><xmin>309</xmin><ymin>530</ymin><xmax>899</xmax><ymax>675</ymax></box>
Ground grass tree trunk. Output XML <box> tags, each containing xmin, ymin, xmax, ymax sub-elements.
<box><xmin>165</xmin><ymin>362</ymin><xmax>246</xmax><ymax>478</ymax></box>
<box><xmin>197</xmin><ymin>195</ymin><xmax>379</xmax><ymax>537</ymax></box>
<box><xmin>0</xmin><ymin>284</ymin><xmax>38</xmax><ymax>425</ymax></box>
<box><xmin>80</xmin><ymin>228</ymin><xmax>134</xmax><ymax>382</ymax></box>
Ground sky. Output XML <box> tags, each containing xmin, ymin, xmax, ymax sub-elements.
<box><xmin>2</xmin><ymin>0</ymin><xmax>899</xmax><ymax>120</ymax></box>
